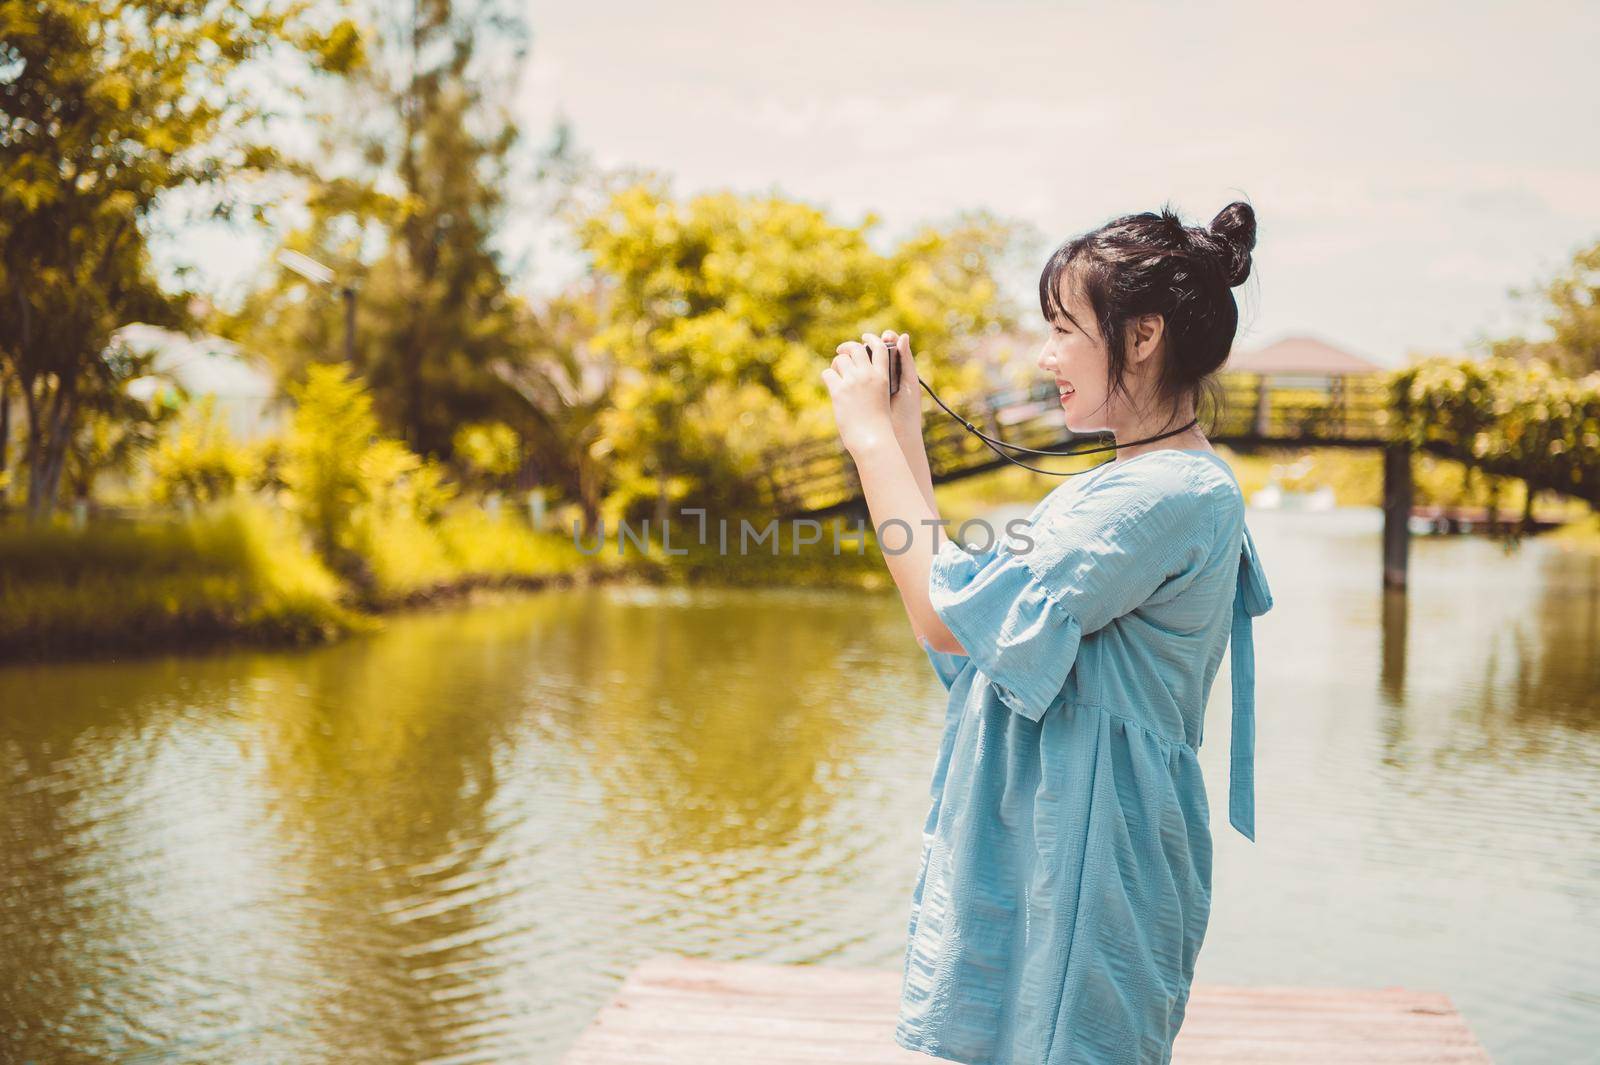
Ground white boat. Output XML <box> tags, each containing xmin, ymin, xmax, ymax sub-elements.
<box><xmin>1250</xmin><ymin>480</ymin><xmax>1337</xmax><ymax>511</ymax></box>
<box><xmin>1251</xmin><ymin>483</ymin><xmax>1283</xmax><ymax>509</ymax></box>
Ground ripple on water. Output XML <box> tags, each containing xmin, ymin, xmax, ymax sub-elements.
<box><xmin>1</xmin><ymin>514</ymin><xmax>1597</xmax><ymax>1063</ymax></box>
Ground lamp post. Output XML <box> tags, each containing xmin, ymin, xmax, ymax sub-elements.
<box><xmin>276</xmin><ymin>249</ymin><xmax>358</xmax><ymax>364</ymax></box>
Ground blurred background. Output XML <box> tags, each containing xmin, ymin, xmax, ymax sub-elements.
<box><xmin>1</xmin><ymin>1</ymin><xmax>1597</xmax><ymax>1062</ymax></box>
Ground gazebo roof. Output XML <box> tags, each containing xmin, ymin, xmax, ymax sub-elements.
<box><xmin>1225</xmin><ymin>335</ymin><xmax>1386</xmax><ymax>376</ymax></box>
<box><xmin>113</xmin><ymin>323</ymin><xmax>277</xmax><ymax>398</ymax></box>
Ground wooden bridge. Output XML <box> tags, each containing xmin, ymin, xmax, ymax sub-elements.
<box><xmin>561</xmin><ymin>954</ymin><xmax>1493</xmax><ymax>1063</ymax></box>
<box><xmin>761</xmin><ymin>337</ymin><xmax>1598</xmax><ymax>588</ymax></box>
<box><xmin>760</xmin><ymin>371</ymin><xmax>1391</xmax><ymax>520</ymax></box>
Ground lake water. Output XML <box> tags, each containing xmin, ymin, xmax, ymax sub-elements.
<box><xmin>2</xmin><ymin>507</ymin><xmax>1597</xmax><ymax>1064</ymax></box>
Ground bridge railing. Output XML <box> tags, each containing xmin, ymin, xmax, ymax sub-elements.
<box><xmin>761</xmin><ymin>372</ymin><xmax>1396</xmax><ymax>516</ymax></box>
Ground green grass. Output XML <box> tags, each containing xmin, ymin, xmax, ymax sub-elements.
<box><xmin>590</xmin><ymin>513</ymin><xmax>895</xmax><ymax>590</ymax></box>
<box><xmin>0</xmin><ymin>493</ymin><xmax>626</xmax><ymax>661</ymax></box>
<box><xmin>1547</xmin><ymin>510</ymin><xmax>1600</xmax><ymax>547</ymax></box>
<box><xmin>0</xmin><ymin>497</ymin><xmax>369</xmax><ymax>660</ymax></box>
<box><xmin>357</xmin><ymin>506</ymin><xmax>596</xmax><ymax>605</ymax></box>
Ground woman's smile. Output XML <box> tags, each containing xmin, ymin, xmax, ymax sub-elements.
<box><xmin>1058</xmin><ymin>380</ymin><xmax>1075</xmax><ymax>405</ymax></box>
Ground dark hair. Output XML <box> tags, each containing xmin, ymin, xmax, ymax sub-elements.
<box><xmin>1037</xmin><ymin>200</ymin><xmax>1256</xmax><ymax>432</ymax></box>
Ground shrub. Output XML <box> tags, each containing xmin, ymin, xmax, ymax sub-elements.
<box><xmin>452</xmin><ymin>420</ymin><xmax>521</xmax><ymax>492</ymax></box>
<box><xmin>143</xmin><ymin>395</ymin><xmax>261</xmax><ymax>508</ymax></box>
<box><xmin>1391</xmin><ymin>356</ymin><xmax>1600</xmax><ymax>500</ymax></box>
<box><xmin>280</xmin><ymin>364</ymin><xmax>380</xmax><ymax>571</ymax></box>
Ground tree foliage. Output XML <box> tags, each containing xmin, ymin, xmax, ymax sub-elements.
<box><xmin>143</xmin><ymin>395</ymin><xmax>261</xmax><ymax>509</ymax></box>
<box><xmin>0</xmin><ymin>0</ymin><xmax>359</xmax><ymax>519</ymax></box>
<box><xmin>1392</xmin><ymin>355</ymin><xmax>1600</xmax><ymax>502</ymax></box>
<box><xmin>487</xmin><ymin>276</ymin><xmax>614</xmax><ymax>533</ymax></box>
<box><xmin>576</xmin><ymin>179</ymin><xmax>1024</xmax><ymax>520</ymax></box>
<box><xmin>219</xmin><ymin>0</ymin><xmax>535</xmax><ymax>460</ymax></box>
<box><xmin>1491</xmin><ymin>237</ymin><xmax>1600</xmax><ymax>375</ymax></box>
<box><xmin>280</xmin><ymin>362</ymin><xmax>456</xmax><ymax>586</ymax></box>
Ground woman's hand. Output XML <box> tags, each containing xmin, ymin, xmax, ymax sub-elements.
<box><xmin>881</xmin><ymin>330</ymin><xmax>924</xmax><ymax>442</ymax></box>
<box><xmin>823</xmin><ymin>331</ymin><xmax>898</xmax><ymax>456</ymax></box>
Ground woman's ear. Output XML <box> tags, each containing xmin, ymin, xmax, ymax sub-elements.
<box><xmin>1128</xmin><ymin>314</ymin><xmax>1165</xmax><ymax>365</ymax></box>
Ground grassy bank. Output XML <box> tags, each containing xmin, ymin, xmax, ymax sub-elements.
<box><xmin>0</xmin><ymin>496</ymin><xmax>609</xmax><ymax>663</ymax></box>
<box><xmin>0</xmin><ymin>498</ymin><xmax>897</xmax><ymax>663</ymax></box>
<box><xmin>353</xmin><ymin>505</ymin><xmax>605</xmax><ymax>608</ymax></box>
<box><xmin>7</xmin><ymin>443</ymin><xmax>1595</xmax><ymax>664</ymax></box>
<box><xmin>0</xmin><ymin>498</ymin><xmax>367</xmax><ymax>661</ymax></box>
<box><xmin>595</xmin><ymin>514</ymin><xmax>896</xmax><ymax>591</ymax></box>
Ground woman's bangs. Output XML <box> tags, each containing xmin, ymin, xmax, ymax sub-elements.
<box><xmin>1038</xmin><ymin>248</ymin><xmax>1072</xmax><ymax>324</ymax></box>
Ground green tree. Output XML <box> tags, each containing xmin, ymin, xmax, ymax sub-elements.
<box><xmin>1392</xmin><ymin>355</ymin><xmax>1600</xmax><ymax>504</ymax></box>
<box><xmin>63</xmin><ymin>338</ymin><xmax>181</xmax><ymax>508</ymax></box>
<box><xmin>1491</xmin><ymin>237</ymin><xmax>1600</xmax><ymax>375</ymax></box>
<box><xmin>576</xmin><ymin>179</ymin><xmax>1024</xmax><ymax>519</ymax></box>
<box><xmin>451</xmin><ymin>419</ymin><xmax>520</xmax><ymax>494</ymax></box>
<box><xmin>0</xmin><ymin>0</ymin><xmax>359</xmax><ymax>520</ymax></box>
<box><xmin>280</xmin><ymin>362</ymin><xmax>381</xmax><ymax>575</ymax></box>
<box><xmin>222</xmin><ymin>0</ymin><xmax>535</xmax><ymax>460</ymax></box>
<box><xmin>487</xmin><ymin>277</ymin><xmax>615</xmax><ymax>535</ymax></box>
<box><xmin>280</xmin><ymin>362</ymin><xmax>456</xmax><ymax>587</ymax></box>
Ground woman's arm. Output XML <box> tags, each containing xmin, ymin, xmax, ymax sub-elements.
<box><xmin>885</xmin><ymin>333</ymin><xmax>959</xmax><ymax>650</ymax></box>
<box><xmin>850</xmin><ymin>436</ymin><xmax>964</xmax><ymax>653</ymax></box>
<box><xmin>895</xmin><ymin>406</ymin><xmax>939</xmax><ymax>514</ymax></box>
<box><xmin>823</xmin><ymin>332</ymin><xmax>964</xmax><ymax>655</ymax></box>
<box><xmin>892</xmin><ymin>422</ymin><xmax>960</xmax><ymax>649</ymax></box>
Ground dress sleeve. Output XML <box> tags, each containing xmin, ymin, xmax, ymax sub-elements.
<box><xmin>926</xmin><ymin>460</ymin><xmax>1216</xmax><ymax>722</ymax></box>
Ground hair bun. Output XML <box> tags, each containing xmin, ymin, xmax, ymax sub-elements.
<box><xmin>1207</xmin><ymin>201</ymin><xmax>1256</xmax><ymax>287</ymax></box>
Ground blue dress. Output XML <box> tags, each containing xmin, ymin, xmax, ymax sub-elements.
<box><xmin>895</xmin><ymin>449</ymin><xmax>1274</xmax><ymax>1065</ymax></box>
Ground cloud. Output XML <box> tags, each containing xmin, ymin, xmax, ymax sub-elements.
<box><xmin>410</xmin><ymin>1</ymin><xmax>1600</xmax><ymax>356</ymax></box>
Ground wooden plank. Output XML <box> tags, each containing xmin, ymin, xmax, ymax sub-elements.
<box><xmin>560</xmin><ymin>955</ymin><xmax>1492</xmax><ymax>1064</ymax></box>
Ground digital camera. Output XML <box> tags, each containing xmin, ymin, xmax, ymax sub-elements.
<box><xmin>883</xmin><ymin>335</ymin><xmax>902</xmax><ymax>397</ymax></box>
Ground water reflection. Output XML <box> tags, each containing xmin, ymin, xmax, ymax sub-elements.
<box><xmin>535</xmin><ymin>587</ymin><xmax>880</xmax><ymax>854</ymax></box>
<box><xmin>2</xmin><ymin>510</ymin><xmax>1598</xmax><ymax>1064</ymax></box>
<box><xmin>251</xmin><ymin>610</ymin><xmax>531</xmax><ymax>1064</ymax></box>
<box><xmin>1380</xmin><ymin>588</ymin><xmax>1407</xmax><ymax>708</ymax></box>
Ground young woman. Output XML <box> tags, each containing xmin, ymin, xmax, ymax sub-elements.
<box><xmin>821</xmin><ymin>202</ymin><xmax>1274</xmax><ymax>1065</ymax></box>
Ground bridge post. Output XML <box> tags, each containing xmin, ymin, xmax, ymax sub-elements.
<box><xmin>1253</xmin><ymin>375</ymin><xmax>1272</xmax><ymax>437</ymax></box>
<box><xmin>1382</xmin><ymin>442</ymin><xmax>1413</xmax><ymax>588</ymax></box>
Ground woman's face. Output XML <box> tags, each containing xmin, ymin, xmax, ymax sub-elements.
<box><xmin>1035</xmin><ymin>275</ymin><xmax>1122</xmax><ymax>434</ymax></box>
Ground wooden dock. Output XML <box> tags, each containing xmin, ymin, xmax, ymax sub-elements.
<box><xmin>561</xmin><ymin>955</ymin><xmax>1492</xmax><ymax>1064</ymax></box>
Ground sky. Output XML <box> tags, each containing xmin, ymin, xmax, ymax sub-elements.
<box><xmin>175</xmin><ymin>0</ymin><xmax>1600</xmax><ymax>369</ymax></box>
<box><xmin>509</xmin><ymin>0</ymin><xmax>1600</xmax><ymax>367</ymax></box>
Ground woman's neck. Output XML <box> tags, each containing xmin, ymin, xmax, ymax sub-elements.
<box><xmin>1108</xmin><ymin>407</ymin><xmax>1211</xmax><ymax>462</ymax></box>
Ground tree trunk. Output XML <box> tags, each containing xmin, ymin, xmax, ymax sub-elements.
<box><xmin>0</xmin><ymin>369</ymin><xmax>12</xmax><ymax>505</ymax></box>
<box><xmin>578</xmin><ymin>455</ymin><xmax>602</xmax><ymax>539</ymax></box>
<box><xmin>20</xmin><ymin>373</ymin><xmax>43</xmax><ymax>521</ymax></box>
<box><xmin>26</xmin><ymin>371</ymin><xmax>78</xmax><ymax>524</ymax></box>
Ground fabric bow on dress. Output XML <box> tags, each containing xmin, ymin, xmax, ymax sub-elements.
<box><xmin>1228</xmin><ymin>524</ymin><xmax>1275</xmax><ymax>842</ymax></box>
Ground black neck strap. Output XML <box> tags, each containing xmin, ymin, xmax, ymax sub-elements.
<box><xmin>916</xmin><ymin>375</ymin><xmax>1201</xmax><ymax>477</ymax></box>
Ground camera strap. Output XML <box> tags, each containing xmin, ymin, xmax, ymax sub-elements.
<box><xmin>911</xmin><ymin>373</ymin><xmax>1201</xmax><ymax>477</ymax></box>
